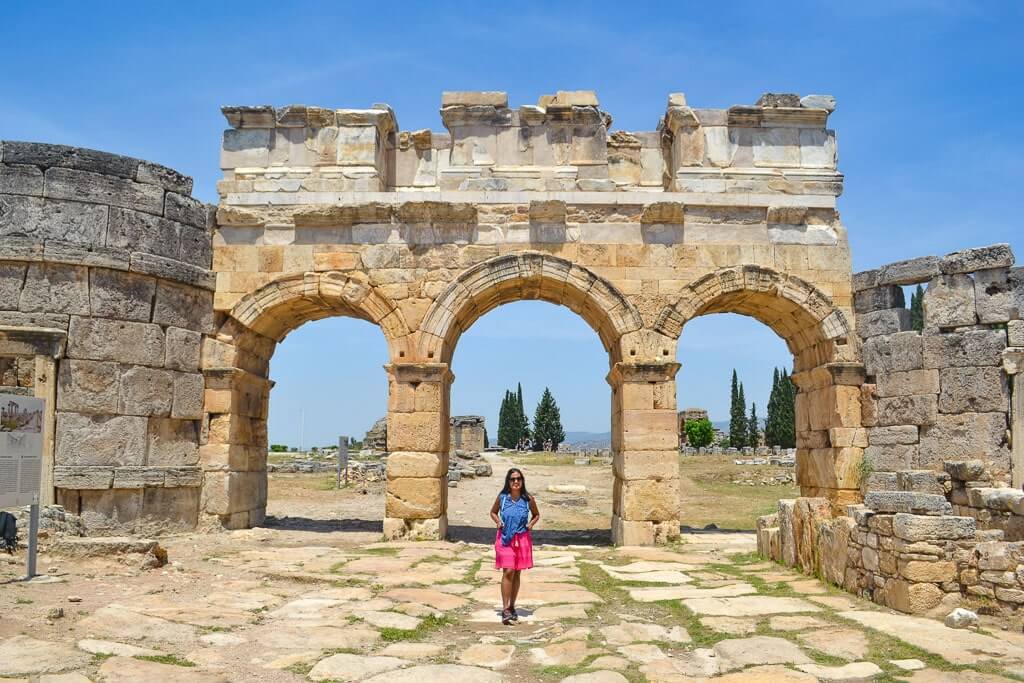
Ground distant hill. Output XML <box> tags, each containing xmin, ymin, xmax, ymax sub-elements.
<box><xmin>563</xmin><ymin>431</ymin><xmax>611</xmax><ymax>448</ymax></box>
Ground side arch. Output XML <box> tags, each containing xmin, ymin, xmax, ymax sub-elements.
<box><xmin>654</xmin><ymin>265</ymin><xmax>854</xmax><ymax>372</ymax></box>
<box><xmin>417</xmin><ymin>252</ymin><xmax>643</xmax><ymax>365</ymax></box>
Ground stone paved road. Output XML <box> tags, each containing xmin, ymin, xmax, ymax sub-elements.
<box><xmin>4</xmin><ymin>527</ymin><xmax>1024</xmax><ymax>682</ymax></box>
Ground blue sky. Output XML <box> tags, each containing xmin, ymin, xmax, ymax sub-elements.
<box><xmin>5</xmin><ymin>2</ymin><xmax>1021</xmax><ymax>444</ymax></box>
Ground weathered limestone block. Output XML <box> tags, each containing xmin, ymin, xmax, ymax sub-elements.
<box><xmin>620</xmin><ymin>410</ymin><xmax>678</xmax><ymax>451</ymax></box>
<box><xmin>386</xmin><ymin>477</ymin><xmax>443</xmax><ymax>519</ymax></box>
<box><xmin>113</xmin><ymin>466</ymin><xmax>166</xmax><ymax>488</ymax></box>
<box><xmin>793</xmin><ymin>497</ymin><xmax>832</xmax><ymax>574</ymax></box>
<box><xmin>944</xmin><ymin>460</ymin><xmax>988</xmax><ymax>482</ymax></box>
<box><xmin>613</xmin><ymin>450</ymin><xmax>679</xmax><ymax>481</ymax></box>
<box><xmin>862</xmin><ymin>332</ymin><xmax>922</xmax><ymax>375</ymax></box>
<box><xmin>221</xmin><ymin>129</ymin><xmax>271</xmax><ymax>169</ymax></box>
<box><xmin>974</xmin><ymin>268</ymin><xmax>1016</xmax><ymax>324</ymax></box>
<box><xmin>857</xmin><ymin>308</ymin><xmax>911</xmax><ymax>338</ymax></box>
<box><xmin>0</xmin><ymin>162</ymin><xmax>43</xmax><ymax>195</ymax></box>
<box><xmin>88</xmin><ymin>269</ymin><xmax>156</xmax><ymax>322</ymax></box>
<box><xmin>386</xmin><ymin>451</ymin><xmax>446</xmax><ymax>478</ymax></box>
<box><xmin>868</xmin><ymin>425</ymin><xmax>919</xmax><ymax>445</ymax></box>
<box><xmin>171</xmin><ymin>372</ymin><xmax>205</xmax><ymax>419</ymax></box>
<box><xmin>863</xmin><ymin>471</ymin><xmax>898</xmax><ymax>491</ymax></box>
<box><xmin>778</xmin><ymin>499</ymin><xmax>797</xmax><ymax>566</ymax></box>
<box><xmin>864</xmin><ymin>444</ymin><xmax>917</xmax><ymax>472</ymax></box>
<box><xmin>147</xmin><ymin>418</ymin><xmax>200</xmax><ymax>466</ymax></box>
<box><xmin>876</xmin><ymin>395</ymin><xmax>937</xmax><ymax>427</ymax></box>
<box><xmin>55</xmin><ymin>412</ymin><xmax>148</xmax><ymax>466</ymax></box>
<box><xmin>966</xmin><ymin>487</ymin><xmax>1024</xmax><ymax>511</ymax></box>
<box><xmin>875</xmin><ymin>369</ymin><xmax>938</xmax><ymax>398</ymax></box>
<box><xmin>923</xmin><ymin>329</ymin><xmax>1006</xmax><ymax>368</ymax></box>
<box><xmin>896</xmin><ymin>470</ymin><xmax>944</xmax><ymax>494</ymax></box>
<box><xmin>388</xmin><ymin>412</ymin><xmax>445</xmax><ymax>452</ymax></box>
<box><xmin>923</xmin><ymin>274</ymin><xmax>976</xmax><ymax>328</ymax></box>
<box><xmin>56</xmin><ymin>359</ymin><xmax>120</xmax><ymax>414</ymax></box>
<box><xmin>118</xmin><ymin>367</ymin><xmax>174</xmax><ymax>417</ymax></box>
<box><xmin>611</xmin><ymin>515</ymin><xmax>654</xmax><ymax>546</ymax></box>
<box><xmin>818</xmin><ymin>516</ymin><xmax>854</xmax><ymax>585</ymax></box>
<box><xmin>854</xmin><ymin>285</ymin><xmax>904</xmax><ymax>314</ymax></box>
<box><xmin>67</xmin><ymin>316</ymin><xmax>165</xmax><ymax>366</ymax></box>
<box><xmin>892</xmin><ymin>513</ymin><xmax>976</xmax><ymax>541</ymax></box>
<box><xmin>106</xmin><ymin>207</ymin><xmax>182</xmax><ymax>260</ymax></box>
<box><xmin>877</xmin><ymin>256</ymin><xmax>940</xmax><ymax>286</ymax></box>
<box><xmin>164</xmin><ymin>327</ymin><xmax>202</xmax><ymax>372</ymax></box>
<box><xmin>615</xmin><ymin>478</ymin><xmax>679</xmax><ymax>521</ymax></box>
<box><xmin>140</xmin><ymin>487</ymin><xmax>200</xmax><ymax>532</ymax></box>
<box><xmin>153</xmin><ymin>282</ymin><xmax>215</xmax><ymax>333</ymax></box>
<box><xmin>137</xmin><ymin>160</ymin><xmax>193</xmax><ymax>194</ymax></box>
<box><xmin>888</xmin><ymin>579</ymin><xmax>944</xmax><ymax>614</ymax></box>
<box><xmin>4</xmin><ymin>141</ymin><xmax>138</xmax><ymax>177</ymax></box>
<box><xmin>757</xmin><ymin>513</ymin><xmax>778</xmax><ymax>556</ymax></box>
<box><xmin>940</xmin><ymin>244</ymin><xmax>1014</xmax><ymax>274</ymax></box>
<box><xmin>20</xmin><ymin>263</ymin><xmax>90</xmax><ymax>314</ymax></box>
<box><xmin>76</xmin><ymin>488</ymin><xmax>144</xmax><ymax>532</ymax></box>
<box><xmin>132</xmin><ymin>253</ymin><xmax>215</xmax><ymax>291</ymax></box>
<box><xmin>0</xmin><ymin>262</ymin><xmax>26</xmax><ymax>308</ymax></box>
<box><xmin>44</xmin><ymin>167</ymin><xmax>164</xmax><ymax>215</ymax></box>
<box><xmin>53</xmin><ymin>466</ymin><xmax>114</xmax><ymax>489</ymax></box>
<box><xmin>918</xmin><ymin>412</ymin><xmax>1009</xmax><ymax>468</ymax></box>
<box><xmin>0</xmin><ymin>196</ymin><xmax>110</xmax><ymax>246</ymax></box>
<box><xmin>864</xmin><ymin>491</ymin><xmax>950</xmax><ymax>516</ymax></box>
<box><xmin>938</xmin><ymin>366</ymin><xmax>1009</xmax><ymax>413</ymax></box>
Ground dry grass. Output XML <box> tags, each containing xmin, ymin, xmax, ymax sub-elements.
<box><xmin>678</xmin><ymin>454</ymin><xmax>798</xmax><ymax>530</ymax></box>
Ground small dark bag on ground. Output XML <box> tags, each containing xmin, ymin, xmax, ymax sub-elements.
<box><xmin>0</xmin><ymin>511</ymin><xmax>17</xmax><ymax>553</ymax></box>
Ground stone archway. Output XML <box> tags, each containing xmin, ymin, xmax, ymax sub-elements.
<box><xmin>656</xmin><ymin>265</ymin><xmax>865</xmax><ymax>509</ymax></box>
<box><xmin>199</xmin><ymin>271</ymin><xmax>408</xmax><ymax>530</ymax></box>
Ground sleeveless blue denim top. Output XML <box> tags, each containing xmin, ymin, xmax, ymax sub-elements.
<box><xmin>499</xmin><ymin>493</ymin><xmax>529</xmax><ymax>546</ymax></box>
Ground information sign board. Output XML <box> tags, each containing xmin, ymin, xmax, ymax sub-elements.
<box><xmin>0</xmin><ymin>394</ymin><xmax>44</xmax><ymax>509</ymax></box>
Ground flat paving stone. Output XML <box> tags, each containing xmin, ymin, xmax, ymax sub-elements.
<box><xmin>602</xmin><ymin>568</ymin><xmax>693</xmax><ymax>584</ymax></box>
<box><xmin>617</xmin><ymin>643</ymin><xmax>668</xmax><ymax>663</ymax></box>
<box><xmin>605</xmin><ymin>561</ymin><xmax>698</xmax><ymax>573</ymax></box>
<box><xmin>561</xmin><ymin>673</ymin><xmax>629</xmax><ymax>683</ymax></box>
<box><xmin>199</xmin><ymin>633</ymin><xmax>246</xmax><ymax>647</ymax></box>
<box><xmin>378</xmin><ymin>643</ymin><xmax>444</xmax><ymax>659</ymax></box>
<box><xmin>458</xmin><ymin>643</ymin><xmax>514</xmax><ymax>669</ymax></box>
<box><xmin>39</xmin><ymin>675</ymin><xmax>92</xmax><ymax>683</ymax></box>
<box><xmin>532</xmin><ymin>604</ymin><xmax>589</xmax><ymax>621</ymax></box>
<box><xmin>712</xmin><ymin>636</ymin><xmax>812</xmax><ymax>671</ymax></box>
<box><xmin>588</xmin><ymin>655</ymin><xmax>628</xmax><ymax>670</ymax></box>
<box><xmin>700</xmin><ymin>616</ymin><xmax>758</xmax><ymax>635</ymax></box>
<box><xmin>361</xmin><ymin>664</ymin><xmax>502</xmax><ymax>683</ymax></box>
<box><xmin>683</xmin><ymin>596</ymin><xmax>822</xmax><ymax>616</ymax></box>
<box><xmin>530</xmin><ymin>640</ymin><xmax>593</xmax><ymax>666</ymax></box>
<box><xmin>308</xmin><ymin>653</ymin><xmax>409</xmax><ymax>682</ymax></box>
<box><xmin>787</xmin><ymin>579</ymin><xmax>828</xmax><ymax>594</ymax></box>
<box><xmin>468</xmin><ymin>582</ymin><xmax>599</xmax><ymax>606</ymax></box>
<box><xmin>808</xmin><ymin>594</ymin><xmax>862</xmax><ymax>610</ymax></box>
<box><xmin>768</xmin><ymin>615</ymin><xmax>827</xmax><ymax>631</ymax></box>
<box><xmin>639</xmin><ymin>648</ymin><xmax>719</xmax><ymax>679</ymax></box>
<box><xmin>712</xmin><ymin>664</ymin><xmax>819</xmax><ymax>681</ymax></box>
<box><xmin>891</xmin><ymin>659</ymin><xmax>927</xmax><ymax>671</ymax></box>
<box><xmin>902</xmin><ymin>671</ymin><xmax>1018</xmax><ymax>682</ymax></box>
<box><xmin>797</xmin><ymin>627</ymin><xmax>869</xmax><ymax>660</ymax></box>
<box><xmin>381</xmin><ymin>588</ymin><xmax>468</xmax><ymax>611</ymax></box>
<box><xmin>353</xmin><ymin>610</ymin><xmax>421</xmax><ymax>630</ymax></box>
<box><xmin>77</xmin><ymin>639</ymin><xmax>161</xmax><ymax>657</ymax></box>
<box><xmin>839</xmin><ymin>610</ymin><xmax>1024</xmax><ymax>665</ymax></box>
<box><xmin>255</xmin><ymin>624</ymin><xmax>379</xmax><ymax>650</ymax></box>
<box><xmin>600</xmin><ymin>622</ymin><xmax>690</xmax><ymax>645</ymax></box>
<box><xmin>77</xmin><ymin>605</ymin><xmax>198</xmax><ymax>646</ymax></box>
<box><xmin>627</xmin><ymin>583</ymin><xmax>756</xmax><ymax>602</ymax></box>
<box><xmin>96</xmin><ymin>656</ymin><xmax>228</xmax><ymax>682</ymax></box>
<box><xmin>797</xmin><ymin>661</ymin><xmax>884</xmax><ymax>681</ymax></box>
<box><xmin>0</xmin><ymin>637</ymin><xmax>90</xmax><ymax>677</ymax></box>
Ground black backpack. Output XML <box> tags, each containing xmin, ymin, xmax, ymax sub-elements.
<box><xmin>0</xmin><ymin>511</ymin><xmax>17</xmax><ymax>553</ymax></box>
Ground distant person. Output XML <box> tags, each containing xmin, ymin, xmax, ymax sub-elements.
<box><xmin>490</xmin><ymin>467</ymin><xmax>540</xmax><ymax>625</ymax></box>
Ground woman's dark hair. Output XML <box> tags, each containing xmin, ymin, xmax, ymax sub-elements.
<box><xmin>499</xmin><ymin>467</ymin><xmax>531</xmax><ymax>501</ymax></box>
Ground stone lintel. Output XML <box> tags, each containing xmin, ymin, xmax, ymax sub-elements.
<box><xmin>826</xmin><ymin>362</ymin><xmax>867</xmax><ymax>386</ymax></box>
<box><xmin>395</xmin><ymin>201</ymin><xmax>478</xmax><ymax>224</ymax></box>
<box><xmin>441</xmin><ymin>91</ymin><xmax>509</xmax><ymax>108</ymax></box>
<box><xmin>0</xmin><ymin>326</ymin><xmax>67</xmax><ymax>358</ymax></box>
<box><xmin>336</xmin><ymin>106</ymin><xmax>397</xmax><ymax>135</ymax></box>
<box><xmin>293</xmin><ymin>203</ymin><xmax>394</xmax><ymax>227</ymax></box>
<box><xmin>221</xmin><ymin>105</ymin><xmax>276</xmax><ymax>128</ymax></box>
<box><xmin>607</xmin><ymin>361</ymin><xmax>681</xmax><ymax>386</ymax></box>
<box><xmin>641</xmin><ymin>202</ymin><xmax>685</xmax><ymax>224</ymax></box>
<box><xmin>386</xmin><ymin>362</ymin><xmax>453</xmax><ymax>385</ymax></box>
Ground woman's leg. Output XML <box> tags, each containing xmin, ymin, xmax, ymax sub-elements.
<box><xmin>510</xmin><ymin>570</ymin><xmax>522</xmax><ymax>609</ymax></box>
<box><xmin>501</xmin><ymin>569</ymin><xmax>515</xmax><ymax>610</ymax></box>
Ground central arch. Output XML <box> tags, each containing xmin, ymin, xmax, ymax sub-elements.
<box><xmin>657</xmin><ymin>265</ymin><xmax>865</xmax><ymax>510</ymax></box>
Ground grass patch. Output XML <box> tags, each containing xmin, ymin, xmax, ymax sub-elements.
<box><xmin>678</xmin><ymin>454</ymin><xmax>799</xmax><ymax>530</ymax></box>
<box><xmin>91</xmin><ymin>653</ymin><xmax>114</xmax><ymax>665</ymax></box>
<box><xmin>135</xmin><ymin>654</ymin><xmax>196</xmax><ymax>667</ymax></box>
<box><xmin>578</xmin><ymin>562</ymin><xmax>624</xmax><ymax>602</ymax></box>
<box><xmin>14</xmin><ymin>597</ymin><xmax>33</xmax><ymax>604</ymax></box>
<box><xmin>284</xmin><ymin>660</ymin><xmax>315</xmax><ymax>676</ymax></box>
<box><xmin>380</xmin><ymin>614</ymin><xmax>454</xmax><ymax>642</ymax></box>
<box><xmin>357</xmin><ymin>547</ymin><xmax>400</xmax><ymax>556</ymax></box>
<box><xmin>656</xmin><ymin>600</ymin><xmax>731</xmax><ymax>647</ymax></box>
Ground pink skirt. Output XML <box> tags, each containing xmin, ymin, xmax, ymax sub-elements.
<box><xmin>494</xmin><ymin>529</ymin><xmax>534</xmax><ymax>570</ymax></box>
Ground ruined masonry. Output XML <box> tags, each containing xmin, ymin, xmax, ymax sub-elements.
<box><xmin>0</xmin><ymin>87</ymin><xmax>1020</xmax><ymax>613</ymax></box>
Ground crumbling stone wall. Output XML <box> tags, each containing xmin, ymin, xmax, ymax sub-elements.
<box><xmin>0</xmin><ymin>142</ymin><xmax>214</xmax><ymax>534</ymax></box>
<box><xmin>449</xmin><ymin>415</ymin><xmax>485</xmax><ymax>453</ymax></box>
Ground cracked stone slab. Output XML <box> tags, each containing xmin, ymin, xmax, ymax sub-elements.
<box><xmin>682</xmin><ymin>596</ymin><xmax>822</xmax><ymax>616</ymax></box>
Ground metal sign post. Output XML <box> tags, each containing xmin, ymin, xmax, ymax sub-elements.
<box><xmin>336</xmin><ymin>436</ymin><xmax>348</xmax><ymax>489</ymax></box>
<box><xmin>0</xmin><ymin>393</ymin><xmax>45</xmax><ymax>581</ymax></box>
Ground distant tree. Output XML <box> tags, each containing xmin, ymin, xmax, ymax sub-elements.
<box><xmin>483</xmin><ymin>428</ymin><xmax>489</xmax><ymax>449</ymax></box>
<box><xmin>289</xmin><ymin>447</ymin><xmax>298</xmax><ymax>452</ymax></box>
<box><xmin>777</xmin><ymin>369</ymin><xmax>796</xmax><ymax>448</ymax></box>
<box><xmin>747</xmin><ymin>403</ymin><xmax>759</xmax><ymax>448</ymax></box>
<box><xmin>728</xmin><ymin>370</ymin><xmax>747</xmax><ymax>448</ymax></box>
<box><xmin>765</xmin><ymin>368</ymin><xmax>781</xmax><ymax>447</ymax></box>
<box><xmin>497</xmin><ymin>391</ymin><xmax>513</xmax><ymax>448</ymax></box>
<box><xmin>910</xmin><ymin>284</ymin><xmax>925</xmax><ymax>331</ymax></box>
<box><xmin>515</xmin><ymin>383</ymin><xmax>530</xmax><ymax>444</ymax></box>
<box><xmin>531</xmin><ymin>387</ymin><xmax>566</xmax><ymax>451</ymax></box>
<box><xmin>684</xmin><ymin>418</ymin><xmax>714</xmax><ymax>448</ymax></box>
<box><xmin>270</xmin><ymin>444</ymin><xmax>288</xmax><ymax>452</ymax></box>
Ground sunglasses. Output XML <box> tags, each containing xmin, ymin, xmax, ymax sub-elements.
<box><xmin>509</xmin><ymin>477</ymin><xmax>523</xmax><ymax>482</ymax></box>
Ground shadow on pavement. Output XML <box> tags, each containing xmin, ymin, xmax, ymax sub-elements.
<box><xmin>447</xmin><ymin>524</ymin><xmax>612</xmax><ymax>546</ymax></box>
<box><xmin>260</xmin><ymin>516</ymin><xmax>383</xmax><ymax>534</ymax></box>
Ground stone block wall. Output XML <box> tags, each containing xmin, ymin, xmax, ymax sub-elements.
<box><xmin>855</xmin><ymin>244</ymin><xmax>1021</xmax><ymax>483</ymax></box>
<box><xmin>0</xmin><ymin>141</ymin><xmax>214</xmax><ymax>535</ymax></box>
<box><xmin>449</xmin><ymin>415</ymin><xmax>485</xmax><ymax>453</ymax></box>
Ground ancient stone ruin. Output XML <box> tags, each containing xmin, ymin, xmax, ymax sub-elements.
<box><xmin>449</xmin><ymin>415</ymin><xmax>485</xmax><ymax>454</ymax></box>
<box><xmin>1</xmin><ymin>88</ymin><xmax>1019</xmax><ymax>616</ymax></box>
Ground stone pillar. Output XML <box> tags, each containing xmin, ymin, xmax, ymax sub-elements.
<box><xmin>608</xmin><ymin>361</ymin><xmax>681</xmax><ymax>545</ymax></box>
<box><xmin>792</xmin><ymin>362</ymin><xmax>867</xmax><ymax>510</ymax></box>
<box><xmin>1004</xmin><ymin>349</ymin><xmax>1024</xmax><ymax>488</ymax></box>
<box><xmin>199</xmin><ymin>367</ymin><xmax>271</xmax><ymax>529</ymax></box>
<box><xmin>384</xmin><ymin>362</ymin><xmax>451</xmax><ymax>541</ymax></box>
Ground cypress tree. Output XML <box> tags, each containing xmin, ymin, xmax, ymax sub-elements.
<box><xmin>497</xmin><ymin>391</ymin><xmax>511</xmax><ymax>448</ymax></box>
<box><xmin>515</xmin><ymin>383</ymin><xmax>530</xmax><ymax>445</ymax></box>
<box><xmin>532</xmin><ymin>387</ymin><xmax>566</xmax><ymax>451</ymax></box>
<box><xmin>778</xmin><ymin>369</ymin><xmax>796</xmax><ymax>448</ymax></box>
<box><xmin>765</xmin><ymin>368</ymin><xmax>780</xmax><ymax>447</ymax></box>
<box><xmin>729</xmin><ymin>370</ymin><xmax>747</xmax><ymax>448</ymax></box>
<box><xmin>748</xmin><ymin>402</ymin><xmax>759</xmax><ymax>448</ymax></box>
<box><xmin>910</xmin><ymin>284</ymin><xmax>925</xmax><ymax>332</ymax></box>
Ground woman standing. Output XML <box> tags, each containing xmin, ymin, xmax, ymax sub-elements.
<box><xmin>490</xmin><ymin>467</ymin><xmax>540</xmax><ymax>625</ymax></box>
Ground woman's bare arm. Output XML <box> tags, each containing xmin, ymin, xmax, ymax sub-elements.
<box><xmin>490</xmin><ymin>495</ymin><xmax>503</xmax><ymax>528</ymax></box>
<box><xmin>528</xmin><ymin>497</ymin><xmax>540</xmax><ymax>529</ymax></box>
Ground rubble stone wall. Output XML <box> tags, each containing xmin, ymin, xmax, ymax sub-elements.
<box><xmin>0</xmin><ymin>141</ymin><xmax>215</xmax><ymax>535</ymax></box>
